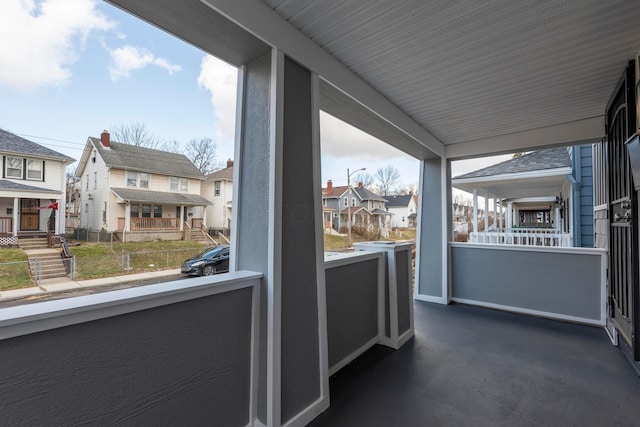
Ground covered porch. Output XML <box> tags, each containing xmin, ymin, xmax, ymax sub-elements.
<box><xmin>111</xmin><ymin>187</ymin><xmax>211</xmax><ymax>242</ymax></box>
<box><xmin>2</xmin><ymin>1</ymin><xmax>640</xmax><ymax>426</ymax></box>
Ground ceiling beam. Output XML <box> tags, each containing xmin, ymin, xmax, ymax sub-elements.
<box><xmin>446</xmin><ymin>116</ymin><xmax>605</xmax><ymax>160</ymax></box>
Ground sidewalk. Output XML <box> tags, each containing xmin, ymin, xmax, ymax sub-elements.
<box><xmin>0</xmin><ymin>269</ymin><xmax>182</xmax><ymax>302</ymax></box>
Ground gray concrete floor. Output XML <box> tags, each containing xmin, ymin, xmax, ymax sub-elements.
<box><xmin>309</xmin><ymin>302</ymin><xmax>640</xmax><ymax>427</ymax></box>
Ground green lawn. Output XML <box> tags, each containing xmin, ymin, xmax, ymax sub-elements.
<box><xmin>0</xmin><ymin>248</ymin><xmax>32</xmax><ymax>290</ymax></box>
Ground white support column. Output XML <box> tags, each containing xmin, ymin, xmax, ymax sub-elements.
<box><xmin>555</xmin><ymin>206</ymin><xmax>560</xmax><ymax>232</ymax></box>
<box><xmin>472</xmin><ymin>188</ymin><xmax>478</xmax><ymax>238</ymax></box>
<box><xmin>179</xmin><ymin>206</ymin><xmax>184</xmax><ymax>231</ymax></box>
<box><xmin>507</xmin><ymin>202</ymin><xmax>513</xmax><ymax>230</ymax></box>
<box><xmin>124</xmin><ymin>202</ymin><xmax>131</xmax><ymax>232</ymax></box>
<box><xmin>484</xmin><ymin>193</ymin><xmax>489</xmax><ymax>232</ymax></box>
<box><xmin>12</xmin><ymin>197</ymin><xmax>19</xmax><ymax>236</ymax></box>
<box><xmin>493</xmin><ymin>198</ymin><xmax>498</xmax><ymax>229</ymax></box>
<box><xmin>498</xmin><ymin>199</ymin><xmax>503</xmax><ymax>230</ymax></box>
<box><xmin>231</xmin><ymin>50</ymin><xmax>328</xmax><ymax>427</ymax></box>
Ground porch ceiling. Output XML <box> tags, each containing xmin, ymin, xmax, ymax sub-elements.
<box><xmin>452</xmin><ymin>171</ymin><xmax>570</xmax><ymax>200</ymax></box>
<box><xmin>107</xmin><ymin>0</ymin><xmax>640</xmax><ymax>159</ymax></box>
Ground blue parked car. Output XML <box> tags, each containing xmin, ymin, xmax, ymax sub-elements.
<box><xmin>181</xmin><ymin>245</ymin><xmax>230</xmax><ymax>276</ymax></box>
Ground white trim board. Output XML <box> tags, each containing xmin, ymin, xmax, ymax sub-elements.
<box><xmin>451</xmin><ymin>298</ymin><xmax>605</xmax><ymax>327</ymax></box>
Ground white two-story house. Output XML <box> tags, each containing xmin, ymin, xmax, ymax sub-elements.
<box><xmin>202</xmin><ymin>159</ymin><xmax>234</xmax><ymax>235</ymax></box>
<box><xmin>0</xmin><ymin>128</ymin><xmax>75</xmax><ymax>245</ymax></box>
<box><xmin>75</xmin><ymin>130</ymin><xmax>212</xmax><ymax>242</ymax></box>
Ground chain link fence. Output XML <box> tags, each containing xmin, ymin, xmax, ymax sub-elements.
<box><xmin>0</xmin><ymin>247</ymin><xmax>208</xmax><ymax>289</ymax></box>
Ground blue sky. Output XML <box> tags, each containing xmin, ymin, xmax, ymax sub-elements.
<box><xmin>0</xmin><ymin>0</ymin><xmax>504</xmax><ymax>194</ymax></box>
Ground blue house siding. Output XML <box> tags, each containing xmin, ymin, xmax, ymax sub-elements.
<box><xmin>573</xmin><ymin>145</ymin><xmax>594</xmax><ymax>248</ymax></box>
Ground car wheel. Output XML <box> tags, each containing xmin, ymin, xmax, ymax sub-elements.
<box><xmin>202</xmin><ymin>265</ymin><xmax>216</xmax><ymax>276</ymax></box>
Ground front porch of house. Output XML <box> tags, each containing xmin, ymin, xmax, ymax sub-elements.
<box><xmin>309</xmin><ymin>301</ymin><xmax>640</xmax><ymax>426</ymax></box>
<box><xmin>0</xmin><ymin>195</ymin><xmax>63</xmax><ymax>245</ymax></box>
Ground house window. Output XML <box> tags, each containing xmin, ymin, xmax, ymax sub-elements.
<box><xmin>6</xmin><ymin>157</ymin><xmax>22</xmax><ymax>178</ymax></box>
<box><xmin>344</xmin><ymin>197</ymin><xmax>348</xmax><ymax>207</ymax></box>
<box><xmin>323</xmin><ymin>198</ymin><xmax>327</xmax><ymax>207</ymax></box>
<box><xmin>27</xmin><ymin>160</ymin><xmax>43</xmax><ymax>180</ymax></box>
<box><xmin>130</xmin><ymin>204</ymin><xmax>140</xmax><ymax>218</ymax></box>
<box><xmin>86</xmin><ymin>174</ymin><xmax>89</xmax><ymax>190</ymax></box>
<box><xmin>153</xmin><ymin>205</ymin><xmax>162</xmax><ymax>218</ymax></box>
<box><xmin>141</xmin><ymin>204</ymin><xmax>151</xmax><ymax>218</ymax></box>
<box><xmin>126</xmin><ymin>171</ymin><xmax>137</xmax><ymax>187</ymax></box>
<box><xmin>351</xmin><ymin>198</ymin><xmax>356</xmax><ymax>207</ymax></box>
<box><xmin>94</xmin><ymin>171</ymin><xmax>97</xmax><ymax>189</ymax></box>
<box><xmin>139</xmin><ymin>173</ymin><xmax>149</xmax><ymax>189</ymax></box>
<box><xmin>170</xmin><ymin>177</ymin><xmax>188</xmax><ymax>192</ymax></box>
<box><xmin>103</xmin><ymin>202</ymin><xmax>107</xmax><ymax>223</ymax></box>
<box><xmin>214</xmin><ymin>181</ymin><xmax>221</xmax><ymax>196</ymax></box>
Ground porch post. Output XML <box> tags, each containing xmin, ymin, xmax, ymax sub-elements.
<box><xmin>507</xmin><ymin>202</ymin><xmax>513</xmax><ymax>230</ymax></box>
<box><xmin>493</xmin><ymin>198</ymin><xmax>497</xmax><ymax>229</ymax></box>
<box><xmin>179</xmin><ymin>206</ymin><xmax>184</xmax><ymax>231</ymax></box>
<box><xmin>415</xmin><ymin>157</ymin><xmax>450</xmax><ymax>304</ymax></box>
<box><xmin>484</xmin><ymin>193</ymin><xmax>489</xmax><ymax>232</ymax></box>
<box><xmin>472</xmin><ymin>188</ymin><xmax>478</xmax><ymax>238</ymax></box>
<box><xmin>231</xmin><ymin>50</ymin><xmax>328</xmax><ymax>426</ymax></box>
<box><xmin>12</xmin><ymin>198</ymin><xmax>18</xmax><ymax>236</ymax></box>
<box><xmin>124</xmin><ymin>202</ymin><xmax>131</xmax><ymax>232</ymax></box>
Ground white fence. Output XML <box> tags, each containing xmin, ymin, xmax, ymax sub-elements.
<box><xmin>470</xmin><ymin>228</ymin><xmax>572</xmax><ymax>247</ymax></box>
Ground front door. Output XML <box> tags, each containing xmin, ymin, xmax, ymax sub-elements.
<box><xmin>20</xmin><ymin>199</ymin><xmax>40</xmax><ymax>231</ymax></box>
<box><xmin>606</xmin><ymin>61</ymin><xmax>639</xmax><ymax>361</ymax></box>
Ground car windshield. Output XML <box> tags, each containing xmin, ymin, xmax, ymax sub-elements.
<box><xmin>198</xmin><ymin>246</ymin><xmax>228</xmax><ymax>259</ymax></box>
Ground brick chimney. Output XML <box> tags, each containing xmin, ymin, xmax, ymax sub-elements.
<box><xmin>226</xmin><ymin>159</ymin><xmax>234</xmax><ymax>168</ymax></box>
<box><xmin>100</xmin><ymin>130</ymin><xmax>110</xmax><ymax>148</ymax></box>
<box><xmin>327</xmin><ymin>180</ymin><xmax>333</xmax><ymax>192</ymax></box>
<box><xmin>357</xmin><ymin>182</ymin><xmax>363</xmax><ymax>188</ymax></box>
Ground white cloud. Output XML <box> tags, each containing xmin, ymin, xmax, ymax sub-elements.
<box><xmin>197</xmin><ymin>55</ymin><xmax>238</xmax><ymax>142</ymax></box>
<box><xmin>320</xmin><ymin>112</ymin><xmax>410</xmax><ymax>161</ymax></box>
<box><xmin>0</xmin><ymin>0</ymin><xmax>113</xmax><ymax>91</ymax></box>
<box><xmin>108</xmin><ymin>45</ymin><xmax>182</xmax><ymax>80</ymax></box>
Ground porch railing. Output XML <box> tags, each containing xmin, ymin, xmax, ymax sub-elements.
<box><xmin>470</xmin><ymin>228</ymin><xmax>572</xmax><ymax>247</ymax></box>
<box><xmin>118</xmin><ymin>217</ymin><xmax>180</xmax><ymax>231</ymax></box>
<box><xmin>0</xmin><ymin>217</ymin><xmax>12</xmax><ymax>235</ymax></box>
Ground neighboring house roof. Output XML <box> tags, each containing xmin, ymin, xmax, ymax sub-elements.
<box><xmin>111</xmin><ymin>188</ymin><xmax>212</xmax><ymax>206</ymax></box>
<box><xmin>0</xmin><ymin>128</ymin><xmax>75</xmax><ymax>163</ymax></box>
<box><xmin>207</xmin><ymin>165</ymin><xmax>233</xmax><ymax>181</ymax></box>
<box><xmin>322</xmin><ymin>185</ymin><xmax>350</xmax><ymax>198</ymax></box>
<box><xmin>453</xmin><ymin>148</ymin><xmax>571</xmax><ymax>180</ymax></box>
<box><xmin>0</xmin><ymin>179</ymin><xmax>60</xmax><ymax>193</ymax></box>
<box><xmin>354</xmin><ymin>186</ymin><xmax>387</xmax><ymax>202</ymax></box>
<box><xmin>371</xmin><ymin>208</ymin><xmax>392</xmax><ymax>216</ymax></box>
<box><xmin>88</xmin><ymin>137</ymin><xmax>205</xmax><ymax>179</ymax></box>
<box><xmin>385</xmin><ymin>194</ymin><xmax>413</xmax><ymax>208</ymax></box>
<box><xmin>339</xmin><ymin>206</ymin><xmax>369</xmax><ymax>215</ymax></box>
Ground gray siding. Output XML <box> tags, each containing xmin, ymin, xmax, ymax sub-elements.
<box><xmin>280</xmin><ymin>56</ymin><xmax>321</xmax><ymax>423</ymax></box>
<box><xmin>396</xmin><ymin>250</ymin><xmax>411</xmax><ymax>334</ymax></box>
<box><xmin>0</xmin><ymin>289</ymin><xmax>253</xmax><ymax>426</ymax></box>
<box><xmin>451</xmin><ymin>245</ymin><xmax>603</xmax><ymax>322</ymax></box>
<box><xmin>325</xmin><ymin>259</ymin><xmax>379</xmax><ymax>369</ymax></box>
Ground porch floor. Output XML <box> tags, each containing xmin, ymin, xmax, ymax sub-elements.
<box><xmin>310</xmin><ymin>302</ymin><xmax>640</xmax><ymax>427</ymax></box>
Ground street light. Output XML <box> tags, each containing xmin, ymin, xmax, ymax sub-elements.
<box><xmin>347</xmin><ymin>167</ymin><xmax>366</xmax><ymax>247</ymax></box>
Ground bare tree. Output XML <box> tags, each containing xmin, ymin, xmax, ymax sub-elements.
<box><xmin>396</xmin><ymin>183</ymin><xmax>418</xmax><ymax>195</ymax></box>
<box><xmin>374</xmin><ymin>164</ymin><xmax>401</xmax><ymax>196</ymax></box>
<box><xmin>185</xmin><ymin>137</ymin><xmax>220</xmax><ymax>174</ymax></box>
<box><xmin>158</xmin><ymin>139</ymin><xmax>183</xmax><ymax>154</ymax></box>
<box><xmin>111</xmin><ymin>122</ymin><xmax>159</xmax><ymax>148</ymax></box>
<box><xmin>352</xmin><ymin>171</ymin><xmax>374</xmax><ymax>189</ymax></box>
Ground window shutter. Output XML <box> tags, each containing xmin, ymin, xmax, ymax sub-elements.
<box><xmin>42</xmin><ymin>161</ymin><xmax>45</xmax><ymax>181</ymax></box>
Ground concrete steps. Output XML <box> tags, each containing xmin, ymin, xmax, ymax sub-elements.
<box><xmin>25</xmin><ymin>249</ymin><xmax>68</xmax><ymax>281</ymax></box>
<box><xmin>18</xmin><ymin>237</ymin><xmax>49</xmax><ymax>250</ymax></box>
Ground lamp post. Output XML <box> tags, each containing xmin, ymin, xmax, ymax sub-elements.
<box><xmin>347</xmin><ymin>167</ymin><xmax>366</xmax><ymax>247</ymax></box>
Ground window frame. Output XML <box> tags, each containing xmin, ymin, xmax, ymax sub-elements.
<box><xmin>6</xmin><ymin>157</ymin><xmax>23</xmax><ymax>179</ymax></box>
<box><xmin>26</xmin><ymin>159</ymin><xmax>43</xmax><ymax>181</ymax></box>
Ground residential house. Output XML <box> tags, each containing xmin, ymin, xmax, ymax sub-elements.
<box><xmin>452</xmin><ymin>146</ymin><xmax>593</xmax><ymax>247</ymax></box>
<box><xmin>75</xmin><ymin>130</ymin><xmax>212</xmax><ymax>242</ymax></box>
<box><xmin>4</xmin><ymin>4</ymin><xmax>640</xmax><ymax>427</ymax></box>
<box><xmin>202</xmin><ymin>159</ymin><xmax>234</xmax><ymax>235</ymax></box>
<box><xmin>385</xmin><ymin>194</ymin><xmax>418</xmax><ymax>228</ymax></box>
<box><xmin>0</xmin><ymin>128</ymin><xmax>75</xmax><ymax>244</ymax></box>
<box><xmin>321</xmin><ymin>180</ymin><xmax>391</xmax><ymax>235</ymax></box>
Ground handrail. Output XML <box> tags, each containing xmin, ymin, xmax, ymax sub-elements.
<box><xmin>59</xmin><ymin>235</ymin><xmax>72</xmax><ymax>274</ymax></box>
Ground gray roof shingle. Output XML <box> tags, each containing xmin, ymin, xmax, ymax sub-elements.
<box><xmin>453</xmin><ymin>148</ymin><xmax>571</xmax><ymax>180</ymax></box>
<box><xmin>90</xmin><ymin>138</ymin><xmax>205</xmax><ymax>179</ymax></box>
<box><xmin>0</xmin><ymin>129</ymin><xmax>75</xmax><ymax>162</ymax></box>
<box><xmin>385</xmin><ymin>194</ymin><xmax>413</xmax><ymax>208</ymax></box>
<box><xmin>110</xmin><ymin>188</ymin><xmax>212</xmax><ymax>206</ymax></box>
<box><xmin>354</xmin><ymin>186</ymin><xmax>387</xmax><ymax>202</ymax></box>
<box><xmin>0</xmin><ymin>179</ymin><xmax>59</xmax><ymax>193</ymax></box>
